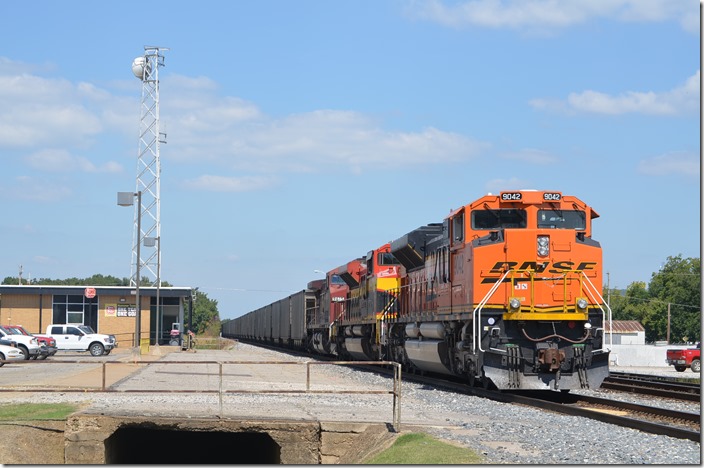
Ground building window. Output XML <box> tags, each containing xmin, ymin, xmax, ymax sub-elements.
<box><xmin>52</xmin><ymin>294</ymin><xmax>99</xmax><ymax>330</ymax></box>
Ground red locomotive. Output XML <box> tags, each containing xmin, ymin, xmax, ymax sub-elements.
<box><xmin>223</xmin><ymin>190</ymin><xmax>612</xmax><ymax>391</ymax></box>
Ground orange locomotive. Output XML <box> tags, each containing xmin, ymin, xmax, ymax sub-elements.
<box><xmin>377</xmin><ymin>190</ymin><xmax>611</xmax><ymax>390</ymax></box>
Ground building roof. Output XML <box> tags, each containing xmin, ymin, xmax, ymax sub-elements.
<box><xmin>605</xmin><ymin>320</ymin><xmax>645</xmax><ymax>333</ymax></box>
<box><xmin>0</xmin><ymin>285</ymin><xmax>193</xmax><ymax>298</ymax></box>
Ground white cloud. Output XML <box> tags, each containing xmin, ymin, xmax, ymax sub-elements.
<box><xmin>1</xmin><ymin>176</ymin><xmax>73</xmax><ymax>202</ymax></box>
<box><xmin>168</xmin><ymin>112</ymin><xmax>487</xmax><ymax>175</ymax></box>
<box><xmin>25</xmin><ymin>149</ymin><xmax>123</xmax><ymax>173</ymax></box>
<box><xmin>637</xmin><ymin>151</ymin><xmax>699</xmax><ymax>177</ymax></box>
<box><xmin>499</xmin><ymin>148</ymin><xmax>558</xmax><ymax>164</ymax></box>
<box><xmin>484</xmin><ymin>177</ymin><xmax>534</xmax><ymax>193</ymax></box>
<box><xmin>160</xmin><ymin>77</ymin><xmax>489</xmax><ymax>178</ymax></box>
<box><xmin>182</xmin><ymin>174</ymin><xmax>280</xmax><ymax>192</ymax></box>
<box><xmin>406</xmin><ymin>0</ymin><xmax>697</xmax><ymax>33</ymax></box>
<box><xmin>0</xmin><ymin>68</ymin><xmax>109</xmax><ymax>148</ymax></box>
<box><xmin>530</xmin><ymin>71</ymin><xmax>700</xmax><ymax>116</ymax></box>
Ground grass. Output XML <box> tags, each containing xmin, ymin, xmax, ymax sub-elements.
<box><xmin>0</xmin><ymin>403</ymin><xmax>78</xmax><ymax>421</ymax></box>
<box><xmin>362</xmin><ymin>432</ymin><xmax>485</xmax><ymax>465</ymax></box>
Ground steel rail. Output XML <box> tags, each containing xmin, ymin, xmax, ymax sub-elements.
<box><xmin>477</xmin><ymin>388</ymin><xmax>701</xmax><ymax>442</ymax></box>
<box><xmin>601</xmin><ymin>374</ymin><xmax>700</xmax><ymax>402</ymax></box>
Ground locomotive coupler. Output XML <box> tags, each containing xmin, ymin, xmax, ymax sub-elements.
<box><xmin>537</xmin><ymin>347</ymin><xmax>565</xmax><ymax>372</ymax></box>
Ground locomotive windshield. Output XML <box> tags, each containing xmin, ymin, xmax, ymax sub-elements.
<box><xmin>330</xmin><ymin>275</ymin><xmax>346</xmax><ymax>285</ymax></box>
<box><xmin>537</xmin><ymin>209</ymin><xmax>586</xmax><ymax>230</ymax></box>
<box><xmin>472</xmin><ymin>209</ymin><xmax>527</xmax><ymax>230</ymax></box>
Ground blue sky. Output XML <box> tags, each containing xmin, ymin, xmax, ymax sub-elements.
<box><xmin>0</xmin><ymin>1</ymin><xmax>699</xmax><ymax>320</ymax></box>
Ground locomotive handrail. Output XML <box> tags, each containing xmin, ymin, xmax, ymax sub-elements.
<box><xmin>473</xmin><ymin>269</ymin><xmax>512</xmax><ymax>353</ymax></box>
<box><xmin>579</xmin><ymin>272</ymin><xmax>613</xmax><ymax>351</ymax></box>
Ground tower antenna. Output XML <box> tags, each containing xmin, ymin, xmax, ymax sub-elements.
<box><xmin>130</xmin><ymin>46</ymin><xmax>168</xmax><ymax>287</ymax></box>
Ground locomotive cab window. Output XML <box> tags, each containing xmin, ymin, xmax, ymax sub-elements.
<box><xmin>330</xmin><ymin>275</ymin><xmax>346</xmax><ymax>285</ymax></box>
<box><xmin>472</xmin><ymin>209</ymin><xmax>527</xmax><ymax>230</ymax></box>
<box><xmin>451</xmin><ymin>213</ymin><xmax>464</xmax><ymax>242</ymax></box>
<box><xmin>537</xmin><ymin>209</ymin><xmax>586</xmax><ymax>230</ymax></box>
<box><xmin>378</xmin><ymin>252</ymin><xmax>400</xmax><ymax>266</ymax></box>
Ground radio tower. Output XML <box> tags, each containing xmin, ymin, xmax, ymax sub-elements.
<box><xmin>130</xmin><ymin>46</ymin><xmax>168</xmax><ymax>287</ymax></box>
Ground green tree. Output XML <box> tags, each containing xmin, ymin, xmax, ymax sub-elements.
<box><xmin>647</xmin><ymin>255</ymin><xmax>701</xmax><ymax>343</ymax></box>
<box><xmin>608</xmin><ymin>281</ymin><xmax>650</xmax><ymax>322</ymax></box>
<box><xmin>190</xmin><ymin>289</ymin><xmax>220</xmax><ymax>335</ymax></box>
<box><xmin>2</xmin><ymin>274</ymin><xmax>171</xmax><ymax>287</ymax></box>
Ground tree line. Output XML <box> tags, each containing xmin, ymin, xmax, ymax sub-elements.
<box><xmin>606</xmin><ymin>255</ymin><xmax>700</xmax><ymax>343</ymax></box>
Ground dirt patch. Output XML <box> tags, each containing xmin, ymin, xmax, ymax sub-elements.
<box><xmin>0</xmin><ymin>420</ymin><xmax>66</xmax><ymax>464</ymax></box>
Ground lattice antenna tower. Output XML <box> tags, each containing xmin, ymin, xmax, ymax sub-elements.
<box><xmin>130</xmin><ymin>46</ymin><xmax>168</xmax><ymax>287</ymax></box>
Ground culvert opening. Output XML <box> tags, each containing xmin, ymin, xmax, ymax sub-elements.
<box><xmin>105</xmin><ymin>426</ymin><xmax>282</xmax><ymax>464</ymax></box>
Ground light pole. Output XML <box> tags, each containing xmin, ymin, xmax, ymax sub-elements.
<box><xmin>118</xmin><ymin>191</ymin><xmax>142</xmax><ymax>349</ymax></box>
<box><xmin>144</xmin><ymin>235</ymin><xmax>160</xmax><ymax>344</ymax></box>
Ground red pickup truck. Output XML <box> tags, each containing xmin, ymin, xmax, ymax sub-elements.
<box><xmin>666</xmin><ymin>343</ymin><xmax>701</xmax><ymax>373</ymax></box>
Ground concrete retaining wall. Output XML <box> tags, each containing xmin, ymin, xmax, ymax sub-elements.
<box><xmin>607</xmin><ymin>344</ymin><xmax>693</xmax><ymax>367</ymax></box>
<box><xmin>63</xmin><ymin>414</ymin><xmax>394</xmax><ymax>464</ymax></box>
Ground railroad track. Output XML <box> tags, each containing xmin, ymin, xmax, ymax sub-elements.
<box><xmin>239</xmin><ymin>342</ymin><xmax>701</xmax><ymax>442</ymax></box>
<box><xmin>503</xmin><ymin>389</ymin><xmax>700</xmax><ymax>442</ymax></box>
<box><xmin>602</xmin><ymin>371</ymin><xmax>700</xmax><ymax>401</ymax></box>
<box><xmin>341</xmin><ymin>362</ymin><xmax>702</xmax><ymax>442</ymax></box>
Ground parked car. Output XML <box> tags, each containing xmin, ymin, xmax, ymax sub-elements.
<box><xmin>45</xmin><ymin>324</ymin><xmax>116</xmax><ymax>356</ymax></box>
<box><xmin>0</xmin><ymin>341</ymin><xmax>25</xmax><ymax>366</ymax></box>
<box><xmin>0</xmin><ymin>325</ymin><xmax>42</xmax><ymax>360</ymax></box>
<box><xmin>666</xmin><ymin>342</ymin><xmax>701</xmax><ymax>373</ymax></box>
<box><xmin>5</xmin><ymin>325</ymin><xmax>57</xmax><ymax>360</ymax></box>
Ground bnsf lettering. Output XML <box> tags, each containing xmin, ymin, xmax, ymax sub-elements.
<box><xmin>490</xmin><ymin>260</ymin><xmax>597</xmax><ymax>274</ymax></box>
<box><xmin>490</xmin><ymin>261</ymin><xmax>549</xmax><ymax>273</ymax></box>
<box><xmin>549</xmin><ymin>261</ymin><xmax>573</xmax><ymax>273</ymax></box>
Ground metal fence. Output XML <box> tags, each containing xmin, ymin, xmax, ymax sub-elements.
<box><xmin>0</xmin><ymin>359</ymin><xmax>402</xmax><ymax>431</ymax></box>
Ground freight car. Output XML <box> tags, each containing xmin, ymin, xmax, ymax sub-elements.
<box><xmin>222</xmin><ymin>190</ymin><xmax>612</xmax><ymax>391</ymax></box>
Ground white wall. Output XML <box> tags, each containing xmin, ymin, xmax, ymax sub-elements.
<box><xmin>608</xmin><ymin>343</ymin><xmax>692</xmax><ymax>367</ymax></box>
<box><xmin>615</xmin><ymin>331</ymin><xmax>646</xmax><ymax>345</ymax></box>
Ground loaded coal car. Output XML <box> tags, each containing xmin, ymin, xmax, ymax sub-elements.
<box><xmin>223</xmin><ymin>190</ymin><xmax>612</xmax><ymax>391</ymax></box>
<box><xmin>222</xmin><ymin>289</ymin><xmax>314</xmax><ymax>351</ymax></box>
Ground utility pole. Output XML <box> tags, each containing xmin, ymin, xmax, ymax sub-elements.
<box><xmin>666</xmin><ymin>303</ymin><xmax>671</xmax><ymax>344</ymax></box>
<box><xmin>606</xmin><ymin>271</ymin><xmax>610</xmax><ymax>306</ymax></box>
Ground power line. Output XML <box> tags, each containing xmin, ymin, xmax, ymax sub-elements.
<box><xmin>609</xmin><ymin>294</ymin><xmax>700</xmax><ymax>310</ymax></box>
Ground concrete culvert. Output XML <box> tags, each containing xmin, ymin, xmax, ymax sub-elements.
<box><xmin>105</xmin><ymin>426</ymin><xmax>281</xmax><ymax>464</ymax></box>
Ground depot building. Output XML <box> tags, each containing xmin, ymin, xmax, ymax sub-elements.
<box><xmin>0</xmin><ymin>284</ymin><xmax>194</xmax><ymax>346</ymax></box>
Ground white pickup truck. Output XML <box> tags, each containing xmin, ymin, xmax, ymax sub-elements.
<box><xmin>45</xmin><ymin>324</ymin><xmax>117</xmax><ymax>356</ymax></box>
<box><xmin>0</xmin><ymin>325</ymin><xmax>42</xmax><ymax>359</ymax></box>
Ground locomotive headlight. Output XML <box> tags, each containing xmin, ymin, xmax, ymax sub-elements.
<box><xmin>509</xmin><ymin>297</ymin><xmax>521</xmax><ymax>310</ymax></box>
<box><xmin>537</xmin><ymin>236</ymin><xmax>550</xmax><ymax>257</ymax></box>
<box><xmin>576</xmin><ymin>298</ymin><xmax>588</xmax><ymax>310</ymax></box>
